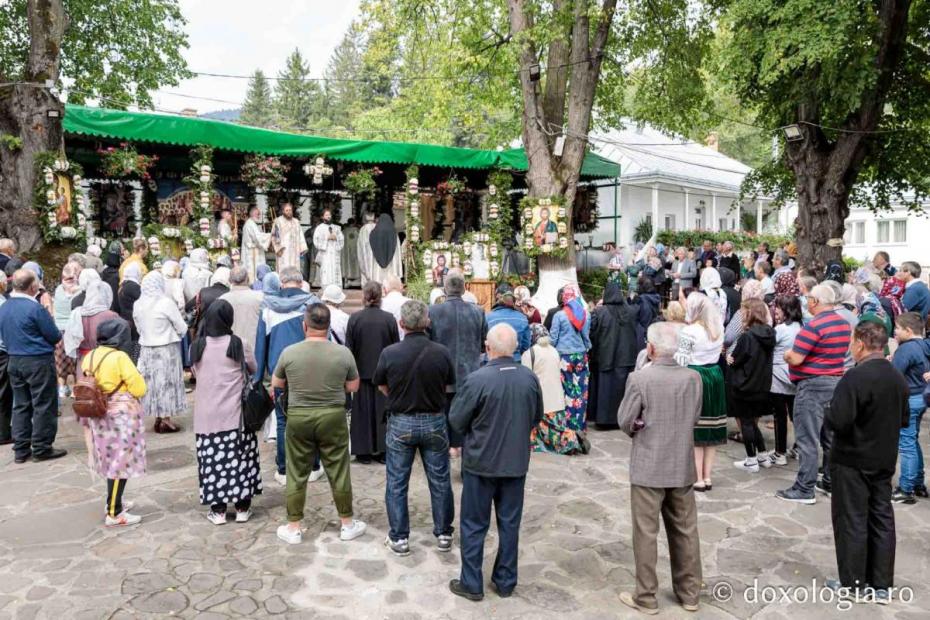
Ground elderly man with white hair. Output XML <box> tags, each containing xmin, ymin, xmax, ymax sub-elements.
<box><xmin>617</xmin><ymin>321</ymin><xmax>703</xmax><ymax>615</ymax></box>
<box><xmin>448</xmin><ymin>323</ymin><xmax>543</xmax><ymax>602</ymax></box>
<box><xmin>777</xmin><ymin>283</ymin><xmax>851</xmax><ymax>504</ymax></box>
<box><xmin>381</xmin><ymin>276</ymin><xmax>410</xmax><ymax>340</ymax></box>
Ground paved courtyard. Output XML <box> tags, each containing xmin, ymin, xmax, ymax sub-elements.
<box><xmin>1</xmin><ymin>404</ymin><xmax>929</xmax><ymax>619</ymax></box>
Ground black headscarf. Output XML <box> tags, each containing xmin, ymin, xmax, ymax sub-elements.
<box><xmin>370</xmin><ymin>213</ymin><xmax>397</xmax><ymax>268</ymax></box>
<box><xmin>105</xmin><ymin>241</ymin><xmax>123</xmax><ymax>269</ymax></box>
<box><xmin>96</xmin><ymin>318</ymin><xmax>133</xmax><ymax>357</ymax></box>
<box><xmin>4</xmin><ymin>257</ymin><xmax>23</xmax><ymax>278</ymax></box>
<box><xmin>190</xmin><ymin>299</ymin><xmax>244</xmax><ymax>366</ymax></box>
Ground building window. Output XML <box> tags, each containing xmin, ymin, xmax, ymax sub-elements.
<box><xmin>845</xmin><ymin>221</ymin><xmax>865</xmax><ymax>244</ymax></box>
<box><xmin>645</xmin><ymin>214</ymin><xmax>652</xmax><ymax>226</ymax></box>
<box><xmin>718</xmin><ymin>218</ymin><xmax>727</xmax><ymax>231</ymax></box>
<box><xmin>664</xmin><ymin>214</ymin><xmax>676</xmax><ymax>231</ymax></box>
<box><xmin>877</xmin><ymin>221</ymin><xmax>890</xmax><ymax>243</ymax></box>
<box><xmin>695</xmin><ymin>218</ymin><xmax>702</xmax><ymax>229</ymax></box>
<box><xmin>894</xmin><ymin>219</ymin><xmax>907</xmax><ymax>243</ymax></box>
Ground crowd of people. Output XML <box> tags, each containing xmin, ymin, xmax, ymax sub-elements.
<box><xmin>1</xmin><ymin>229</ymin><xmax>926</xmax><ymax>609</ymax></box>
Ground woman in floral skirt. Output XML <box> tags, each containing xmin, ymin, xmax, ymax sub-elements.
<box><xmin>80</xmin><ymin>318</ymin><xmax>147</xmax><ymax>527</ymax></box>
<box><xmin>549</xmin><ymin>287</ymin><xmax>592</xmax><ymax>454</ymax></box>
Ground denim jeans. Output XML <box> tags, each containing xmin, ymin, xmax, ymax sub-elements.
<box><xmin>9</xmin><ymin>354</ymin><xmax>59</xmax><ymax>459</ymax></box>
<box><xmin>897</xmin><ymin>394</ymin><xmax>926</xmax><ymax>493</ymax></box>
<box><xmin>385</xmin><ymin>414</ymin><xmax>454</xmax><ymax>541</ymax></box>
<box><xmin>791</xmin><ymin>375</ymin><xmax>840</xmax><ymax>495</ymax></box>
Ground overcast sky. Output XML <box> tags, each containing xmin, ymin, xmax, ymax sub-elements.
<box><xmin>152</xmin><ymin>0</ymin><xmax>362</xmax><ymax>114</ymax></box>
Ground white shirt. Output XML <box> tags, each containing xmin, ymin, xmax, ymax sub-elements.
<box><xmin>133</xmin><ymin>296</ymin><xmax>187</xmax><ymax>347</ymax></box>
<box><xmin>381</xmin><ymin>290</ymin><xmax>409</xmax><ymax>339</ymax></box>
<box><xmin>327</xmin><ymin>305</ymin><xmax>350</xmax><ymax>345</ymax></box>
<box><xmin>759</xmin><ymin>276</ymin><xmax>775</xmax><ymax>295</ymax></box>
<box><xmin>680</xmin><ymin>323</ymin><xmax>724</xmax><ymax>366</ymax></box>
<box><xmin>521</xmin><ymin>341</ymin><xmax>566</xmax><ymax>413</ymax></box>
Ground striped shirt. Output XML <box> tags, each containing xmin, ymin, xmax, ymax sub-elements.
<box><xmin>789</xmin><ymin>310</ymin><xmax>851</xmax><ymax>382</ymax></box>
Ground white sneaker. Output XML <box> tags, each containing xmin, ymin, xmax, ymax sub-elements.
<box><xmin>105</xmin><ymin>511</ymin><xmax>142</xmax><ymax>527</ymax></box>
<box><xmin>274</xmin><ymin>471</ymin><xmax>286</xmax><ymax>486</ymax></box>
<box><xmin>770</xmin><ymin>452</ymin><xmax>788</xmax><ymax>467</ymax></box>
<box><xmin>58</xmin><ymin>385</ymin><xmax>69</xmax><ymax>399</ymax></box>
<box><xmin>277</xmin><ymin>524</ymin><xmax>302</xmax><ymax>545</ymax></box>
<box><xmin>103</xmin><ymin>500</ymin><xmax>134</xmax><ymax>517</ymax></box>
<box><xmin>733</xmin><ymin>458</ymin><xmax>760</xmax><ymax>473</ymax></box>
<box><xmin>235</xmin><ymin>509</ymin><xmax>252</xmax><ymax>523</ymax></box>
<box><xmin>207</xmin><ymin>511</ymin><xmax>228</xmax><ymax>525</ymax></box>
<box><xmin>340</xmin><ymin>519</ymin><xmax>367</xmax><ymax>541</ymax></box>
<box><xmin>757</xmin><ymin>452</ymin><xmax>773</xmax><ymax>468</ymax></box>
<box><xmin>309</xmin><ymin>467</ymin><xmax>326</xmax><ymax>483</ymax></box>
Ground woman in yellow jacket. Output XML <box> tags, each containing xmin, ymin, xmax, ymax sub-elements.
<box><xmin>80</xmin><ymin>318</ymin><xmax>147</xmax><ymax>527</ymax></box>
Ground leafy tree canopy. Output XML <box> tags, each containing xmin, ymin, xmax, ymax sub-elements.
<box><xmin>0</xmin><ymin>0</ymin><xmax>191</xmax><ymax>108</ymax></box>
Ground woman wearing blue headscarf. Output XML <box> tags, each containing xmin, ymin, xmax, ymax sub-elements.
<box><xmin>252</xmin><ymin>264</ymin><xmax>272</xmax><ymax>291</ymax></box>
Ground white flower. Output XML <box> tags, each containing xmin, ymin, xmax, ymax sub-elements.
<box><xmin>60</xmin><ymin>226</ymin><xmax>77</xmax><ymax>238</ymax></box>
<box><xmin>42</xmin><ymin>167</ymin><xmax>52</xmax><ymax>176</ymax></box>
<box><xmin>200</xmin><ymin>164</ymin><xmax>211</xmax><ymax>174</ymax></box>
<box><xmin>541</xmin><ymin>243</ymin><xmax>552</xmax><ymax>253</ymax></box>
<box><xmin>488</xmin><ymin>185</ymin><xmax>497</xmax><ymax>196</ymax></box>
<box><xmin>73</xmin><ymin>175</ymin><xmax>82</xmax><ymax>185</ymax></box>
<box><xmin>47</xmin><ymin>212</ymin><xmax>58</xmax><ymax>226</ymax></box>
<box><xmin>44</xmin><ymin>173</ymin><xmax>54</xmax><ymax>185</ymax></box>
<box><xmin>46</xmin><ymin>190</ymin><xmax>56</xmax><ymax>202</ymax></box>
<box><xmin>199</xmin><ymin>174</ymin><xmax>210</xmax><ymax>183</ymax></box>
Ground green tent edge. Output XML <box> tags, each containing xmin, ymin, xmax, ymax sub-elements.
<box><xmin>62</xmin><ymin>104</ymin><xmax>620</xmax><ymax>180</ymax></box>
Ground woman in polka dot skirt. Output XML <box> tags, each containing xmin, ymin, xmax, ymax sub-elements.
<box><xmin>191</xmin><ymin>300</ymin><xmax>263</xmax><ymax>524</ymax></box>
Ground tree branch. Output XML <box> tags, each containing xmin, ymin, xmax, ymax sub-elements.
<box><xmin>542</xmin><ymin>0</ymin><xmax>572</xmax><ymax>145</ymax></box>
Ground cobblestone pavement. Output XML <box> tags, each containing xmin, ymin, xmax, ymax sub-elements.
<box><xmin>2</xmin><ymin>405</ymin><xmax>929</xmax><ymax>619</ymax></box>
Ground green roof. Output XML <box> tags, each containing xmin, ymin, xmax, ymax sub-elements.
<box><xmin>63</xmin><ymin>105</ymin><xmax>619</xmax><ymax>179</ymax></box>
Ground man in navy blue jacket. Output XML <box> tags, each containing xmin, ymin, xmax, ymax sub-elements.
<box><xmin>253</xmin><ymin>267</ymin><xmax>319</xmax><ymax>485</ymax></box>
<box><xmin>448</xmin><ymin>323</ymin><xmax>543</xmax><ymax>601</ymax></box>
<box><xmin>0</xmin><ymin>269</ymin><xmax>65</xmax><ymax>463</ymax></box>
<box><xmin>485</xmin><ymin>283</ymin><xmax>531</xmax><ymax>361</ymax></box>
<box><xmin>900</xmin><ymin>261</ymin><xmax>930</xmax><ymax>321</ymax></box>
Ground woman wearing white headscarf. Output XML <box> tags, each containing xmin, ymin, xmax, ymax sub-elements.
<box><xmin>698</xmin><ymin>267</ymin><xmax>729</xmax><ymax>321</ymax></box>
<box><xmin>118</xmin><ymin>263</ymin><xmax>144</xmax><ymax>357</ymax></box>
<box><xmin>182</xmin><ymin>248</ymin><xmax>213</xmax><ymax>303</ymax></box>
<box><xmin>134</xmin><ymin>272</ymin><xmax>188</xmax><ymax>433</ymax></box>
<box><xmin>64</xmin><ymin>281</ymin><xmax>120</xmax><ymax>366</ymax></box>
<box><xmin>161</xmin><ymin>260</ymin><xmax>186</xmax><ymax>312</ymax></box>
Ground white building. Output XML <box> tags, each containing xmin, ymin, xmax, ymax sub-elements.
<box><xmin>584</xmin><ymin>123</ymin><xmax>784</xmax><ymax>249</ymax></box>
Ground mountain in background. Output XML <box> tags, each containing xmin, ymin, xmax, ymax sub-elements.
<box><xmin>200</xmin><ymin>108</ymin><xmax>241</xmax><ymax>122</ymax></box>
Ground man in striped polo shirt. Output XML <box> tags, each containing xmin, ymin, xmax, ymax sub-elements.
<box><xmin>777</xmin><ymin>283</ymin><xmax>851</xmax><ymax>504</ymax></box>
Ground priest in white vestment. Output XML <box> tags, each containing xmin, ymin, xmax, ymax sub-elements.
<box><xmin>217</xmin><ymin>209</ymin><xmax>236</xmax><ymax>243</ymax></box>
<box><xmin>270</xmin><ymin>202</ymin><xmax>307</xmax><ymax>272</ymax></box>
<box><xmin>312</xmin><ymin>209</ymin><xmax>344</xmax><ymax>288</ymax></box>
<box><xmin>241</xmin><ymin>206</ymin><xmax>270</xmax><ymax>283</ymax></box>
<box><xmin>358</xmin><ymin>213</ymin><xmax>403</xmax><ymax>286</ymax></box>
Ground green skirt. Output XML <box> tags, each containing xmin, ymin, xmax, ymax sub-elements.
<box><xmin>689</xmin><ymin>363</ymin><xmax>728</xmax><ymax>447</ymax></box>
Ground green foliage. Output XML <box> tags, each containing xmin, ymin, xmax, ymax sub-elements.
<box><xmin>578</xmin><ymin>268</ymin><xmax>610</xmax><ymax>303</ymax></box>
<box><xmin>183</xmin><ymin>145</ymin><xmax>215</xmax><ymax>224</ymax></box>
<box><xmin>843</xmin><ymin>255</ymin><xmax>863</xmax><ymax>273</ymax></box>
<box><xmin>633</xmin><ymin>218</ymin><xmax>653</xmax><ymax>243</ymax></box>
<box><xmin>405</xmin><ymin>273</ymin><xmax>433</xmax><ymax>303</ymax></box>
<box><xmin>656</xmin><ymin>229</ymin><xmax>792</xmax><ymax>252</ymax></box>
<box><xmin>240</xmin><ymin>70</ymin><xmax>275</xmax><ymax>128</ymax></box>
<box><xmin>0</xmin><ymin>0</ymin><xmax>190</xmax><ymax>108</ymax></box>
<box><xmin>343</xmin><ymin>166</ymin><xmax>383</xmax><ymax>201</ymax></box>
<box><xmin>0</xmin><ymin>133</ymin><xmax>23</xmax><ymax>151</ymax></box>
<box><xmin>274</xmin><ymin>49</ymin><xmax>324</xmax><ymax>131</ymax></box>
<box><xmin>716</xmin><ymin>0</ymin><xmax>930</xmax><ymax>212</ymax></box>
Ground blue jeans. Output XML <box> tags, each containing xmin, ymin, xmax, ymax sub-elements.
<box><xmin>898</xmin><ymin>394</ymin><xmax>926</xmax><ymax>493</ymax></box>
<box><xmin>385</xmin><ymin>414</ymin><xmax>454</xmax><ymax>541</ymax></box>
<box><xmin>792</xmin><ymin>375</ymin><xmax>840</xmax><ymax>495</ymax></box>
<box><xmin>459</xmin><ymin>471</ymin><xmax>526</xmax><ymax>595</ymax></box>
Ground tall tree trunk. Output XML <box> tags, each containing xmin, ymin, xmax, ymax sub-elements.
<box><xmin>0</xmin><ymin>0</ymin><xmax>67</xmax><ymax>254</ymax></box>
<box><xmin>508</xmin><ymin>0</ymin><xmax>616</xmax><ymax>311</ymax></box>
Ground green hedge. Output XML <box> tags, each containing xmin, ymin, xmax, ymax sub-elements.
<box><xmin>656</xmin><ymin>230</ymin><xmax>792</xmax><ymax>251</ymax></box>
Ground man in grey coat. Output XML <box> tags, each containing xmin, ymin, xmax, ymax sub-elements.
<box><xmin>669</xmin><ymin>246</ymin><xmax>697</xmax><ymax>300</ymax></box>
<box><xmin>617</xmin><ymin>322</ymin><xmax>703</xmax><ymax>615</ymax></box>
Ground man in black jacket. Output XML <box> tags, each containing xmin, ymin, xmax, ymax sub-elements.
<box><xmin>448</xmin><ymin>323</ymin><xmax>543</xmax><ymax>601</ymax></box>
<box><xmin>825</xmin><ymin>321</ymin><xmax>909</xmax><ymax>603</ymax></box>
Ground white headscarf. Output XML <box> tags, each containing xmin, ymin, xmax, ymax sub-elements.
<box><xmin>140</xmin><ymin>271</ymin><xmax>167</xmax><ymax>300</ymax></box>
<box><xmin>63</xmin><ymin>281</ymin><xmax>114</xmax><ymax>357</ymax></box>
<box><xmin>78</xmin><ymin>267</ymin><xmax>101</xmax><ymax>291</ymax></box>
<box><xmin>161</xmin><ymin>260</ymin><xmax>181</xmax><ymax>279</ymax></box>
<box><xmin>210</xmin><ymin>266</ymin><xmax>231</xmax><ymax>287</ymax></box>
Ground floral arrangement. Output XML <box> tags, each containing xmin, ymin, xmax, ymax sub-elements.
<box><xmin>404</xmin><ymin>166</ymin><xmax>425</xmax><ymax>279</ymax></box>
<box><xmin>97</xmin><ymin>143</ymin><xmax>158</xmax><ymax>180</ymax></box>
<box><xmin>484</xmin><ymin>169</ymin><xmax>514</xmax><ymax>279</ymax></box>
<box><xmin>502</xmin><ymin>271</ymin><xmax>538</xmax><ymax>291</ymax></box>
<box><xmin>303</xmin><ymin>155</ymin><xmax>334</xmax><ymax>186</ymax></box>
<box><xmin>344</xmin><ymin>166</ymin><xmax>382</xmax><ymax>201</ymax></box>
<box><xmin>33</xmin><ymin>152</ymin><xmax>88</xmax><ymax>244</ymax></box>
<box><xmin>656</xmin><ymin>229</ymin><xmax>792</xmax><ymax>252</ymax></box>
<box><xmin>183</xmin><ymin>145</ymin><xmax>215</xmax><ymax>224</ymax></box>
<box><xmin>436</xmin><ymin>174</ymin><xmax>466</xmax><ymax>196</ymax></box>
<box><xmin>241</xmin><ymin>155</ymin><xmax>289</xmax><ymax>193</ymax></box>
<box><xmin>519</xmin><ymin>195</ymin><xmax>570</xmax><ymax>259</ymax></box>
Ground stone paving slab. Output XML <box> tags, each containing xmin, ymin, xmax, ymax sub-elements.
<box><xmin>1</xmin><ymin>407</ymin><xmax>929</xmax><ymax>619</ymax></box>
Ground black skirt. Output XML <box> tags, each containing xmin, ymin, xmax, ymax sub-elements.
<box><xmin>590</xmin><ymin>366</ymin><xmax>634</xmax><ymax>427</ymax></box>
<box><xmin>350</xmin><ymin>380</ymin><xmax>386</xmax><ymax>455</ymax></box>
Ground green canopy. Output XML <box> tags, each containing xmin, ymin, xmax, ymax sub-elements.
<box><xmin>63</xmin><ymin>105</ymin><xmax>619</xmax><ymax>179</ymax></box>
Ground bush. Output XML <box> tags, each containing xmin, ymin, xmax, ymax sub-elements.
<box><xmin>578</xmin><ymin>269</ymin><xmax>627</xmax><ymax>302</ymax></box>
<box><xmin>405</xmin><ymin>273</ymin><xmax>433</xmax><ymax>304</ymax></box>
<box><xmin>656</xmin><ymin>229</ymin><xmax>792</xmax><ymax>252</ymax></box>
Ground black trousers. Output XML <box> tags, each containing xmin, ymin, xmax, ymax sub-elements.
<box><xmin>107</xmin><ymin>479</ymin><xmax>127</xmax><ymax>518</ymax></box>
<box><xmin>9</xmin><ymin>354</ymin><xmax>58</xmax><ymax>459</ymax></box>
<box><xmin>739</xmin><ymin>417</ymin><xmax>766</xmax><ymax>458</ymax></box>
<box><xmin>770</xmin><ymin>393</ymin><xmax>795</xmax><ymax>454</ymax></box>
<box><xmin>830</xmin><ymin>462</ymin><xmax>896</xmax><ymax>589</ymax></box>
<box><xmin>0</xmin><ymin>351</ymin><xmax>12</xmax><ymax>442</ymax></box>
<box><xmin>459</xmin><ymin>472</ymin><xmax>525</xmax><ymax>595</ymax></box>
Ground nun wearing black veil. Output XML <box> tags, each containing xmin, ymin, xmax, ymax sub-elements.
<box><xmin>358</xmin><ymin>213</ymin><xmax>403</xmax><ymax>286</ymax></box>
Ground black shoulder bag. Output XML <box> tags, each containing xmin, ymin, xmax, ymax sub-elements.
<box><xmin>240</xmin><ymin>359</ymin><xmax>274</xmax><ymax>433</ymax></box>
